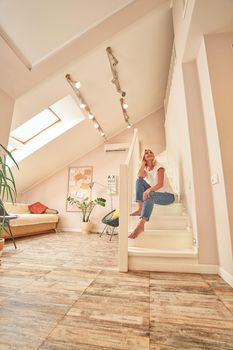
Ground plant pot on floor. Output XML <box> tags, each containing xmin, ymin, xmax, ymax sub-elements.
<box><xmin>0</xmin><ymin>238</ymin><xmax>5</xmax><ymax>258</ymax></box>
<box><xmin>81</xmin><ymin>222</ymin><xmax>93</xmax><ymax>234</ymax></box>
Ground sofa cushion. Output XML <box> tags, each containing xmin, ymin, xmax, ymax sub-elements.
<box><xmin>9</xmin><ymin>213</ymin><xmax>59</xmax><ymax>227</ymax></box>
<box><xmin>28</xmin><ymin>202</ymin><xmax>48</xmax><ymax>214</ymax></box>
<box><xmin>4</xmin><ymin>202</ymin><xmax>30</xmax><ymax>214</ymax></box>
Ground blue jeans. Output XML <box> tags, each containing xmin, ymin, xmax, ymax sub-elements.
<box><xmin>136</xmin><ymin>178</ymin><xmax>175</xmax><ymax>221</ymax></box>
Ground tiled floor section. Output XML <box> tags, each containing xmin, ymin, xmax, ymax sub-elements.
<box><xmin>0</xmin><ymin>231</ymin><xmax>233</xmax><ymax>349</ymax></box>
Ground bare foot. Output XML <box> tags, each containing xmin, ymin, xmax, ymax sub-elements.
<box><xmin>130</xmin><ymin>210</ymin><xmax>141</xmax><ymax>216</ymax></box>
<box><xmin>128</xmin><ymin>223</ymin><xmax>144</xmax><ymax>239</ymax></box>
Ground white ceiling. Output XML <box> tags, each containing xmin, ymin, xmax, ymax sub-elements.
<box><xmin>0</xmin><ymin>0</ymin><xmax>169</xmax><ymax>98</ymax></box>
<box><xmin>0</xmin><ymin>0</ymin><xmax>133</xmax><ymax>67</ymax></box>
<box><xmin>0</xmin><ymin>0</ymin><xmax>173</xmax><ymax>192</ymax></box>
<box><xmin>184</xmin><ymin>0</ymin><xmax>233</xmax><ymax>61</ymax></box>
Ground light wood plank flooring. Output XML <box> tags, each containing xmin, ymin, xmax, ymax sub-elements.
<box><xmin>0</xmin><ymin>231</ymin><xmax>233</xmax><ymax>349</ymax></box>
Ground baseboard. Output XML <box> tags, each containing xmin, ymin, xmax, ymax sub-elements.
<box><xmin>60</xmin><ymin>227</ymin><xmax>118</xmax><ymax>234</ymax></box>
<box><xmin>60</xmin><ymin>227</ymin><xmax>103</xmax><ymax>234</ymax></box>
<box><xmin>128</xmin><ymin>259</ymin><xmax>219</xmax><ymax>273</ymax></box>
<box><xmin>218</xmin><ymin>267</ymin><xmax>233</xmax><ymax>288</ymax></box>
<box><xmin>59</xmin><ymin>227</ymin><xmax>81</xmax><ymax>233</ymax></box>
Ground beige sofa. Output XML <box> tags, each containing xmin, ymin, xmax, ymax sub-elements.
<box><xmin>3</xmin><ymin>202</ymin><xmax>59</xmax><ymax>239</ymax></box>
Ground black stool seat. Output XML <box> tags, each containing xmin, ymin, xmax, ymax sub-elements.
<box><xmin>100</xmin><ymin>209</ymin><xmax>119</xmax><ymax>241</ymax></box>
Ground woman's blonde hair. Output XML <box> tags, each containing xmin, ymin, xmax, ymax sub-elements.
<box><xmin>142</xmin><ymin>149</ymin><xmax>156</xmax><ymax>167</ymax></box>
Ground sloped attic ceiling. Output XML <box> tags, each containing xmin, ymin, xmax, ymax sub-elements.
<box><xmin>0</xmin><ymin>0</ymin><xmax>134</xmax><ymax>69</ymax></box>
<box><xmin>1</xmin><ymin>0</ymin><xmax>173</xmax><ymax>193</ymax></box>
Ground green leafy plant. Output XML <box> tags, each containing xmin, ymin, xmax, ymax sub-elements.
<box><xmin>0</xmin><ymin>143</ymin><xmax>19</xmax><ymax>236</ymax></box>
<box><xmin>67</xmin><ymin>196</ymin><xmax>106</xmax><ymax>222</ymax></box>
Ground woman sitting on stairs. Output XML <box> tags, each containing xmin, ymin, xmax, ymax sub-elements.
<box><xmin>129</xmin><ymin>149</ymin><xmax>175</xmax><ymax>239</ymax></box>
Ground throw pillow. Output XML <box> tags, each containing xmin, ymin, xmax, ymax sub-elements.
<box><xmin>28</xmin><ymin>202</ymin><xmax>48</xmax><ymax>214</ymax></box>
<box><xmin>111</xmin><ymin>208</ymin><xmax>119</xmax><ymax>219</ymax></box>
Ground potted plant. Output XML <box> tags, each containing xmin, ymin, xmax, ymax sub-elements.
<box><xmin>67</xmin><ymin>196</ymin><xmax>106</xmax><ymax>233</ymax></box>
<box><xmin>0</xmin><ymin>143</ymin><xmax>19</xmax><ymax>257</ymax></box>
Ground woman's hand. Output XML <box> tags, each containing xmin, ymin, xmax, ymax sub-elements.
<box><xmin>143</xmin><ymin>188</ymin><xmax>151</xmax><ymax>201</ymax></box>
<box><xmin>141</xmin><ymin>159</ymin><xmax>146</xmax><ymax>168</ymax></box>
<box><xmin>138</xmin><ymin>159</ymin><xmax>147</xmax><ymax>178</ymax></box>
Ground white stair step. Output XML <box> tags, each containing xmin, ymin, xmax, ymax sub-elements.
<box><xmin>128</xmin><ymin>247</ymin><xmax>199</xmax><ymax>272</ymax></box>
<box><xmin>131</xmin><ymin>202</ymin><xmax>184</xmax><ymax>216</ymax></box>
<box><xmin>130</xmin><ymin>215</ymin><xmax>189</xmax><ymax>230</ymax></box>
<box><xmin>128</xmin><ymin>247</ymin><xmax>197</xmax><ymax>258</ymax></box>
<box><xmin>128</xmin><ymin>229</ymin><xmax>193</xmax><ymax>250</ymax></box>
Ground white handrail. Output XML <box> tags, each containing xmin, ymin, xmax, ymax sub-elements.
<box><xmin>119</xmin><ymin>128</ymin><xmax>139</xmax><ymax>272</ymax></box>
<box><xmin>125</xmin><ymin>129</ymin><xmax>139</xmax><ymax>165</ymax></box>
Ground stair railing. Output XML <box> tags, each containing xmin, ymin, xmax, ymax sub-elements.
<box><xmin>119</xmin><ymin>128</ymin><xmax>139</xmax><ymax>272</ymax></box>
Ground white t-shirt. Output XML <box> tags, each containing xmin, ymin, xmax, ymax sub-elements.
<box><xmin>144</xmin><ymin>162</ymin><xmax>173</xmax><ymax>193</ymax></box>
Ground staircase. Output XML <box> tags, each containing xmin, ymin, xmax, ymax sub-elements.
<box><xmin>128</xmin><ymin>201</ymin><xmax>198</xmax><ymax>272</ymax></box>
<box><xmin>119</xmin><ymin>130</ymin><xmax>200</xmax><ymax>273</ymax></box>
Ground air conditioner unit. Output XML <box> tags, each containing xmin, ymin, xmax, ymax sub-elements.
<box><xmin>104</xmin><ymin>143</ymin><xmax>129</xmax><ymax>152</ymax></box>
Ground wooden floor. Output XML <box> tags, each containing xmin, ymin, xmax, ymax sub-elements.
<box><xmin>1</xmin><ymin>231</ymin><xmax>233</xmax><ymax>350</ymax></box>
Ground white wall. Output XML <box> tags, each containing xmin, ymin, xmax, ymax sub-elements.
<box><xmin>0</xmin><ymin>88</ymin><xmax>14</xmax><ymax>147</ymax></box>
<box><xmin>165</xmin><ymin>0</ymin><xmax>233</xmax><ymax>281</ymax></box>
<box><xmin>165</xmin><ymin>0</ymin><xmax>197</xmax><ymax>236</ymax></box>
<box><xmin>196</xmin><ymin>39</ymin><xmax>233</xmax><ymax>276</ymax></box>
<box><xmin>183</xmin><ymin>61</ymin><xmax>218</xmax><ymax>264</ymax></box>
<box><xmin>172</xmin><ymin>0</ymin><xmax>195</xmax><ymax>59</ymax></box>
<box><xmin>165</xmin><ymin>0</ymin><xmax>222</xmax><ymax>265</ymax></box>
<box><xmin>205</xmin><ymin>32</ymin><xmax>233</xmax><ymax>256</ymax></box>
<box><xmin>20</xmin><ymin>110</ymin><xmax>165</xmax><ymax>231</ymax></box>
<box><xmin>165</xmin><ymin>59</ymin><xmax>197</xmax><ymax>240</ymax></box>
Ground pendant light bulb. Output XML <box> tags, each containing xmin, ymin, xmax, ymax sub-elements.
<box><xmin>73</xmin><ymin>81</ymin><xmax>81</xmax><ymax>89</ymax></box>
<box><xmin>80</xmin><ymin>103</ymin><xmax>86</xmax><ymax>109</ymax></box>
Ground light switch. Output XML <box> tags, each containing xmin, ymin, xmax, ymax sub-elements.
<box><xmin>211</xmin><ymin>174</ymin><xmax>219</xmax><ymax>185</ymax></box>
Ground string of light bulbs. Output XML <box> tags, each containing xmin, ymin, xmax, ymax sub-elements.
<box><xmin>65</xmin><ymin>74</ymin><xmax>107</xmax><ymax>140</ymax></box>
<box><xmin>106</xmin><ymin>46</ymin><xmax>132</xmax><ymax>129</ymax></box>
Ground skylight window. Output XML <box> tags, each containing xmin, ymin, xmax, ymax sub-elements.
<box><xmin>10</xmin><ymin>109</ymin><xmax>60</xmax><ymax>144</ymax></box>
<box><xmin>7</xmin><ymin>94</ymin><xmax>86</xmax><ymax>167</ymax></box>
<box><xmin>7</xmin><ymin>145</ymin><xmax>15</xmax><ymax>153</ymax></box>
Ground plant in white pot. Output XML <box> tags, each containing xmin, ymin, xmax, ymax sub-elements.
<box><xmin>67</xmin><ymin>196</ymin><xmax>106</xmax><ymax>233</ymax></box>
<box><xmin>0</xmin><ymin>143</ymin><xmax>19</xmax><ymax>257</ymax></box>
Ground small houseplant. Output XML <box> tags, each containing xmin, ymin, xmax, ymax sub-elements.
<box><xmin>0</xmin><ymin>143</ymin><xmax>19</xmax><ymax>256</ymax></box>
<box><xmin>67</xmin><ymin>196</ymin><xmax>106</xmax><ymax>233</ymax></box>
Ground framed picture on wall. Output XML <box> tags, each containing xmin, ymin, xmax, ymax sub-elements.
<box><xmin>66</xmin><ymin>166</ymin><xmax>93</xmax><ymax>212</ymax></box>
<box><xmin>107</xmin><ymin>175</ymin><xmax>117</xmax><ymax>194</ymax></box>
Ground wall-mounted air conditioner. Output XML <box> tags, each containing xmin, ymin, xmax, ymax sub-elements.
<box><xmin>104</xmin><ymin>143</ymin><xmax>129</xmax><ymax>152</ymax></box>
